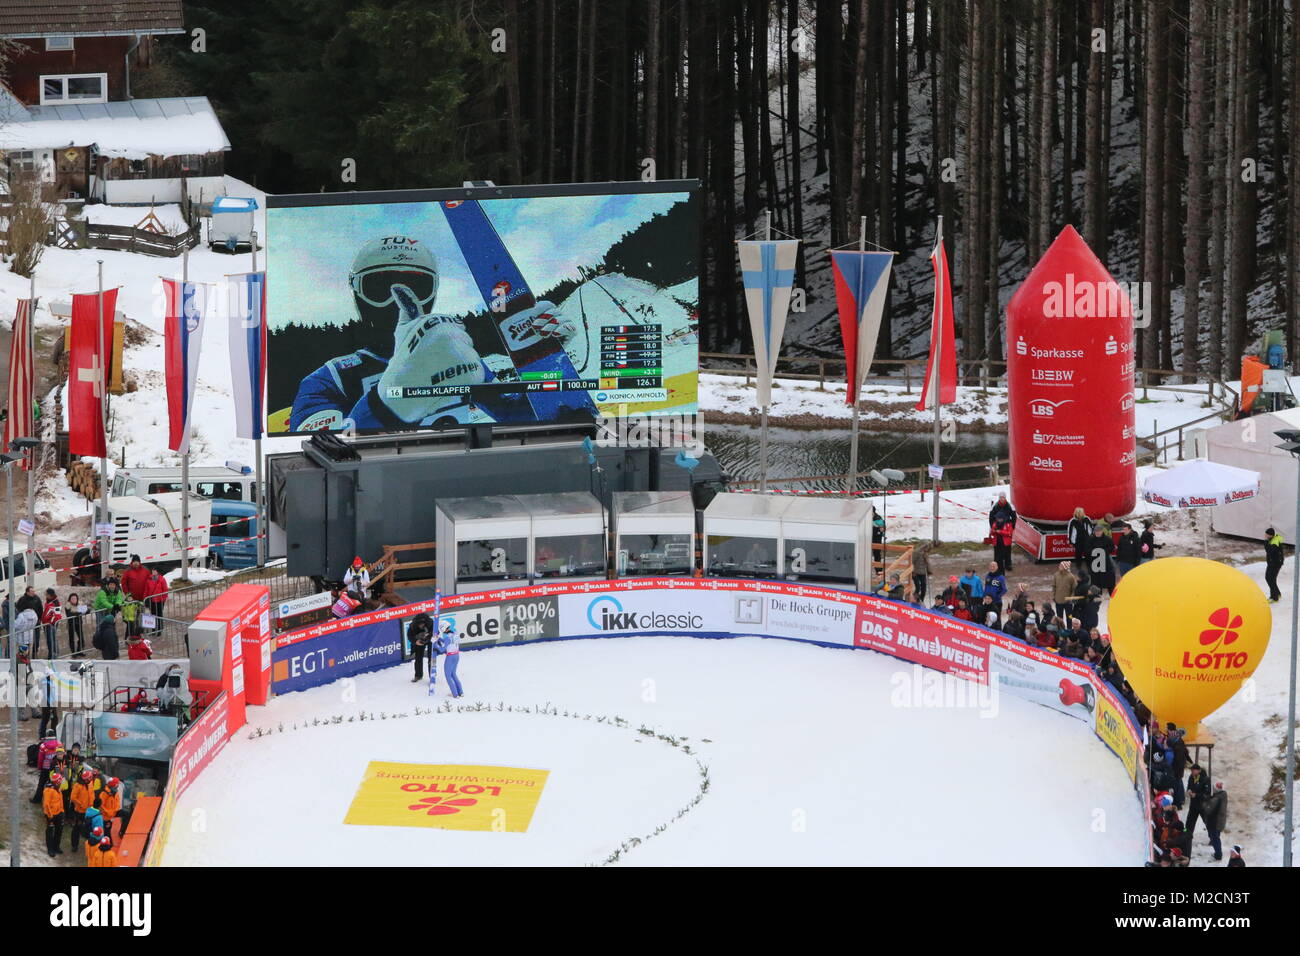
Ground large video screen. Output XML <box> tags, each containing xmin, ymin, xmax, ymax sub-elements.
<box><xmin>265</xmin><ymin>183</ymin><xmax>699</xmax><ymax>435</ymax></box>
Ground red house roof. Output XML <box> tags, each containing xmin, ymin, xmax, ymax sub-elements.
<box><xmin>0</xmin><ymin>0</ymin><xmax>184</xmax><ymax>38</ymax></box>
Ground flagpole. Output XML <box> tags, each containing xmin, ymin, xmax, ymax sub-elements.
<box><xmin>24</xmin><ymin>273</ymin><xmax>35</xmax><ymax>587</ymax></box>
<box><xmin>97</xmin><ymin>260</ymin><xmax>110</xmax><ymax>578</ymax></box>
<box><xmin>847</xmin><ymin>216</ymin><xmax>868</xmax><ymax>497</ymax></box>
<box><xmin>759</xmin><ymin>211</ymin><xmax>771</xmax><ymax>494</ymax></box>
<box><xmin>252</xmin><ymin>230</ymin><xmax>265</xmax><ymax>568</ymax></box>
<box><xmin>931</xmin><ymin>217</ymin><xmax>944</xmax><ymax>547</ymax></box>
<box><xmin>180</xmin><ymin>250</ymin><xmax>191</xmax><ymax>584</ymax></box>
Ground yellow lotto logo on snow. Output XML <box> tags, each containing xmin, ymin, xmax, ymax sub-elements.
<box><xmin>1093</xmin><ymin>690</ymin><xmax>1137</xmax><ymax>784</ymax></box>
<box><xmin>1108</xmin><ymin>557</ymin><xmax>1271</xmax><ymax>731</ymax></box>
<box><xmin>344</xmin><ymin>762</ymin><xmax>549</xmax><ymax>832</ymax></box>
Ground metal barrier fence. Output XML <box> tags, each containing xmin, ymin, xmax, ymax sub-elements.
<box><xmin>162</xmin><ymin>565</ymin><xmax>317</xmax><ymax>624</ymax></box>
<box><xmin>10</xmin><ymin>606</ymin><xmax>194</xmax><ymax>662</ymax></box>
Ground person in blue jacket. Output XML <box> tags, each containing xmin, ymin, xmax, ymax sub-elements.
<box><xmin>982</xmin><ymin>560</ymin><xmax>1007</xmax><ymax>606</ymax></box>
<box><xmin>958</xmin><ymin>567</ymin><xmax>984</xmax><ymax>601</ymax></box>
<box><xmin>435</xmin><ymin>620</ymin><xmax>464</xmax><ymax>699</ymax></box>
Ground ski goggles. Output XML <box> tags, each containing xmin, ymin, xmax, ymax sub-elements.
<box><xmin>350</xmin><ymin>268</ymin><xmax>438</xmax><ymax>308</ymax></box>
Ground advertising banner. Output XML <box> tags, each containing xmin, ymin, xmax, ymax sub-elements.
<box><xmin>92</xmin><ymin>711</ymin><xmax>179</xmax><ymax>761</ymax></box>
<box><xmin>271</xmin><ymin>619</ymin><xmax>404</xmax><ymax>695</ymax></box>
<box><xmin>554</xmin><ymin>587</ymin><xmax>858</xmax><ymax>646</ymax></box>
<box><xmin>436</xmin><ymin>594</ymin><xmax>562</xmax><ymax>648</ymax></box>
<box><xmin>987</xmin><ymin>636</ymin><xmax>1097</xmax><ymax>723</ymax></box>
<box><xmin>170</xmin><ymin>691</ymin><xmax>231</xmax><ymax>798</ymax></box>
<box><xmin>343</xmin><ymin>761</ymin><xmax>549</xmax><ymax>832</ymax></box>
<box><xmin>1094</xmin><ymin>682</ymin><xmax>1140</xmax><ymax>784</ymax></box>
<box><xmin>853</xmin><ymin>600</ymin><xmax>989</xmax><ymax>681</ymax></box>
<box><xmin>266</xmin><ymin>183</ymin><xmax>699</xmax><ymax>435</ymax></box>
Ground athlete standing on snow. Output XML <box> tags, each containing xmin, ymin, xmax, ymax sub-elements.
<box><xmin>435</xmin><ymin>620</ymin><xmax>463</xmax><ymax>698</ymax></box>
<box><xmin>289</xmin><ymin>235</ymin><xmax>550</xmax><ymax>431</ymax></box>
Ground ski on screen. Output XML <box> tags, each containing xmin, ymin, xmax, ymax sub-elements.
<box><xmin>440</xmin><ymin>199</ymin><xmax>597</xmax><ymax>420</ymax></box>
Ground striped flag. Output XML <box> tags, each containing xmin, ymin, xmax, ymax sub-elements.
<box><xmin>738</xmin><ymin>240</ymin><xmax>800</xmax><ymax>407</ymax></box>
<box><xmin>830</xmin><ymin>251</ymin><xmax>894</xmax><ymax>406</ymax></box>
<box><xmin>916</xmin><ymin>228</ymin><xmax>958</xmax><ymax>411</ymax></box>
<box><xmin>161</xmin><ymin>279</ymin><xmax>210</xmax><ymax>454</ymax></box>
<box><xmin>5</xmin><ymin>299</ymin><xmax>34</xmax><ymax>468</ymax></box>
<box><xmin>227</xmin><ymin>272</ymin><xmax>267</xmax><ymax>440</ymax></box>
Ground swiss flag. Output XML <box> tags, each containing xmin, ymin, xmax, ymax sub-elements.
<box><xmin>68</xmin><ymin>289</ymin><xmax>118</xmax><ymax>457</ymax></box>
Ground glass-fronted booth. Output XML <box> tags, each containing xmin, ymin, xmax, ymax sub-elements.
<box><xmin>702</xmin><ymin>493</ymin><xmax>791</xmax><ymax>579</ymax></box>
<box><xmin>522</xmin><ymin>492</ymin><xmax>608</xmax><ymax>584</ymax></box>
<box><xmin>436</xmin><ymin>492</ymin><xmax>607</xmax><ymax>594</ymax></box>
<box><xmin>435</xmin><ymin>496</ymin><xmax>533</xmax><ymax>594</ymax></box>
<box><xmin>702</xmin><ymin>493</ymin><xmax>873</xmax><ymax>590</ymax></box>
<box><xmin>779</xmin><ymin>496</ymin><xmax>873</xmax><ymax>589</ymax></box>
<box><xmin>613</xmin><ymin>491</ymin><xmax>696</xmax><ymax>576</ymax></box>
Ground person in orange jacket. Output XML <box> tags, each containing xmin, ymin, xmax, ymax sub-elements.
<box><xmin>43</xmin><ymin>773</ymin><xmax>65</xmax><ymax>857</ymax></box>
<box><xmin>69</xmin><ymin>769</ymin><xmax>96</xmax><ymax>848</ymax></box>
<box><xmin>93</xmin><ymin>836</ymin><xmax>118</xmax><ymax>867</ymax></box>
<box><xmin>98</xmin><ymin>776</ymin><xmax>122</xmax><ymax>835</ymax></box>
<box><xmin>85</xmin><ymin>825</ymin><xmax>104</xmax><ymax>866</ymax></box>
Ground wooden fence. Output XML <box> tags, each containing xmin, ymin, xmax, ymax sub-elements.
<box><xmin>78</xmin><ymin>221</ymin><xmax>201</xmax><ymax>257</ymax></box>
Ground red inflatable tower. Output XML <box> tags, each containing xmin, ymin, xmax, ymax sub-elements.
<box><xmin>1007</xmin><ymin>226</ymin><xmax>1136</xmax><ymax>522</ymax></box>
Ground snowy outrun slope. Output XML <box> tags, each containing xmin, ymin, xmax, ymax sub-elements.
<box><xmin>160</xmin><ymin>636</ymin><xmax>1146</xmax><ymax>867</ymax></box>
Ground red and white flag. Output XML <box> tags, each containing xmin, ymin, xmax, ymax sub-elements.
<box><xmin>68</xmin><ymin>289</ymin><xmax>118</xmax><ymax>457</ymax></box>
<box><xmin>915</xmin><ymin>226</ymin><xmax>958</xmax><ymax>412</ymax></box>
<box><xmin>4</xmin><ymin>299</ymin><xmax>34</xmax><ymax>468</ymax></box>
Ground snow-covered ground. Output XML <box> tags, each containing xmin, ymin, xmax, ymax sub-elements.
<box><xmin>80</xmin><ymin>202</ymin><xmax>189</xmax><ymax>234</ymax></box>
<box><xmin>160</xmin><ymin>635</ymin><xmax>1147</xmax><ymax>867</ymax></box>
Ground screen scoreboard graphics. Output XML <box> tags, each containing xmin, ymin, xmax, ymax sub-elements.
<box><xmin>384</xmin><ymin>324</ymin><xmax>666</xmax><ymax>402</ymax></box>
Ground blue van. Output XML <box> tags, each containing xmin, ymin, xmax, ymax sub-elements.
<box><xmin>207</xmin><ymin>501</ymin><xmax>259</xmax><ymax>570</ymax></box>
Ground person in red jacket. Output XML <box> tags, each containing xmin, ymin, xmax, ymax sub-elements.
<box><xmin>126</xmin><ymin>633</ymin><xmax>152</xmax><ymax>660</ymax></box>
<box><xmin>39</xmin><ymin>589</ymin><xmax>64</xmax><ymax>659</ymax></box>
<box><xmin>120</xmin><ymin>556</ymin><xmax>151</xmax><ymax>605</ymax></box>
<box><xmin>142</xmin><ymin>568</ymin><xmax>169</xmax><ymax>636</ymax></box>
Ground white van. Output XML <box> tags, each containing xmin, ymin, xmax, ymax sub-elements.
<box><xmin>110</xmin><ymin>465</ymin><xmax>257</xmax><ymax>505</ymax></box>
<box><xmin>0</xmin><ymin>550</ymin><xmax>56</xmax><ymax>593</ymax></box>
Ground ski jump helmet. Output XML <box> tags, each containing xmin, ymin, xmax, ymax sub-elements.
<box><xmin>349</xmin><ymin>236</ymin><xmax>439</xmax><ymax>316</ymax></box>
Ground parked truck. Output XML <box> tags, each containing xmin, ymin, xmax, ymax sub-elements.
<box><xmin>93</xmin><ymin>492</ymin><xmax>211</xmax><ymax>572</ymax></box>
<box><xmin>110</xmin><ymin>464</ymin><xmax>256</xmax><ymax>505</ymax></box>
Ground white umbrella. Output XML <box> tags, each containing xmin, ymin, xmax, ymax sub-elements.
<box><xmin>1141</xmin><ymin>459</ymin><xmax>1261</xmax><ymax>556</ymax></box>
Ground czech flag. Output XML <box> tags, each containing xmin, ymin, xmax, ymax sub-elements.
<box><xmin>228</xmin><ymin>272</ymin><xmax>267</xmax><ymax>440</ymax></box>
<box><xmin>830</xmin><ymin>250</ymin><xmax>894</xmax><ymax>405</ymax></box>
<box><xmin>162</xmin><ymin>278</ymin><xmax>209</xmax><ymax>454</ymax></box>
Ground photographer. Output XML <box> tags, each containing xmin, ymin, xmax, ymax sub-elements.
<box><xmin>409</xmin><ymin>613</ymin><xmax>435</xmax><ymax>683</ymax></box>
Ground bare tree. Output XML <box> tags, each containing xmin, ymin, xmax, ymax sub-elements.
<box><xmin>6</xmin><ymin>173</ymin><xmax>54</xmax><ymax>278</ymax></box>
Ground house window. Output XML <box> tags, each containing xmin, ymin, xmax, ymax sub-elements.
<box><xmin>7</xmin><ymin>150</ymin><xmax>38</xmax><ymax>173</ymax></box>
<box><xmin>45</xmin><ymin>36</ymin><xmax>74</xmax><ymax>51</ymax></box>
<box><xmin>39</xmin><ymin>73</ymin><xmax>108</xmax><ymax>105</ymax></box>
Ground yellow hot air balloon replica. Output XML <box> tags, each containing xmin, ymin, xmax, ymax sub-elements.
<box><xmin>1108</xmin><ymin>557</ymin><xmax>1271</xmax><ymax>735</ymax></box>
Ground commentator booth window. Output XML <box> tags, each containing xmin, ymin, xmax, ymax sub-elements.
<box><xmin>520</xmin><ymin>492</ymin><xmax>608</xmax><ymax>583</ymax></box>
<box><xmin>702</xmin><ymin>493</ymin><xmax>792</xmax><ymax>579</ymax></box>
<box><xmin>613</xmin><ymin>491</ymin><xmax>696</xmax><ymax>577</ymax></box>
<box><xmin>778</xmin><ymin>496</ymin><xmax>873</xmax><ymax>590</ymax></box>
<box><xmin>436</xmin><ymin>495</ymin><xmax>532</xmax><ymax>594</ymax></box>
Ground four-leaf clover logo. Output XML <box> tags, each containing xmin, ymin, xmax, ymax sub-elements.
<box><xmin>1198</xmin><ymin>607</ymin><xmax>1242</xmax><ymax>651</ymax></box>
<box><xmin>408</xmin><ymin>796</ymin><xmax>478</xmax><ymax>816</ymax></box>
